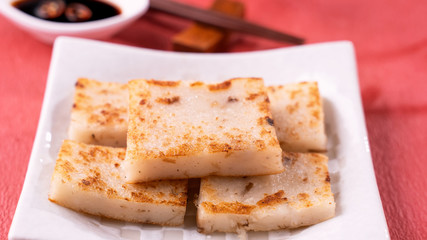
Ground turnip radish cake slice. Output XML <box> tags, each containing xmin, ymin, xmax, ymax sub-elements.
<box><xmin>125</xmin><ymin>78</ymin><xmax>283</xmax><ymax>182</ymax></box>
<box><xmin>49</xmin><ymin>140</ymin><xmax>188</xmax><ymax>226</ymax></box>
<box><xmin>68</xmin><ymin>78</ymin><xmax>128</xmax><ymax>147</ymax></box>
<box><xmin>197</xmin><ymin>152</ymin><xmax>335</xmax><ymax>233</ymax></box>
<box><xmin>267</xmin><ymin>82</ymin><xmax>327</xmax><ymax>152</ymax></box>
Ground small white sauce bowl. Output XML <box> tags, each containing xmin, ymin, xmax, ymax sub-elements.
<box><xmin>0</xmin><ymin>0</ymin><xmax>149</xmax><ymax>44</ymax></box>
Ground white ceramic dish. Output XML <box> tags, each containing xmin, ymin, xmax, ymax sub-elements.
<box><xmin>0</xmin><ymin>0</ymin><xmax>148</xmax><ymax>44</ymax></box>
<box><xmin>8</xmin><ymin>37</ymin><xmax>390</xmax><ymax>240</ymax></box>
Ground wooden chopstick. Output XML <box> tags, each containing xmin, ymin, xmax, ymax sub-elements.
<box><xmin>149</xmin><ymin>0</ymin><xmax>305</xmax><ymax>45</ymax></box>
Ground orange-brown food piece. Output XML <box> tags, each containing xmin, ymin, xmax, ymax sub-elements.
<box><xmin>172</xmin><ymin>0</ymin><xmax>245</xmax><ymax>52</ymax></box>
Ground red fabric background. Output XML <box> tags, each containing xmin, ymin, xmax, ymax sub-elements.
<box><xmin>1</xmin><ymin>0</ymin><xmax>426</xmax><ymax>239</ymax></box>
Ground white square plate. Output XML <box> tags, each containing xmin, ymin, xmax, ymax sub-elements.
<box><xmin>9</xmin><ymin>37</ymin><xmax>389</xmax><ymax>240</ymax></box>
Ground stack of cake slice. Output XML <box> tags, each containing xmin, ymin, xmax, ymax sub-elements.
<box><xmin>49</xmin><ymin>77</ymin><xmax>335</xmax><ymax>232</ymax></box>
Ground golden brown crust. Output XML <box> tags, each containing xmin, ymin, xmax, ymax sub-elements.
<box><xmin>256</xmin><ymin>190</ymin><xmax>288</xmax><ymax>206</ymax></box>
<box><xmin>201</xmin><ymin>201</ymin><xmax>255</xmax><ymax>215</ymax></box>
<box><xmin>207</xmin><ymin>80</ymin><xmax>231</xmax><ymax>91</ymax></box>
<box><xmin>190</xmin><ymin>81</ymin><xmax>204</xmax><ymax>87</ymax></box>
<box><xmin>156</xmin><ymin>96</ymin><xmax>180</xmax><ymax>104</ymax></box>
<box><xmin>146</xmin><ymin>79</ymin><xmax>181</xmax><ymax>87</ymax></box>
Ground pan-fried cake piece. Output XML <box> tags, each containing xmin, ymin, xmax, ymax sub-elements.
<box><xmin>267</xmin><ymin>82</ymin><xmax>327</xmax><ymax>152</ymax></box>
<box><xmin>125</xmin><ymin>78</ymin><xmax>283</xmax><ymax>182</ymax></box>
<box><xmin>197</xmin><ymin>152</ymin><xmax>335</xmax><ymax>233</ymax></box>
<box><xmin>68</xmin><ymin>78</ymin><xmax>128</xmax><ymax>147</ymax></box>
<box><xmin>48</xmin><ymin>140</ymin><xmax>188</xmax><ymax>226</ymax></box>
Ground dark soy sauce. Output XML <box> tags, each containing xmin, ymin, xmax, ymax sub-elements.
<box><xmin>12</xmin><ymin>0</ymin><xmax>121</xmax><ymax>22</ymax></box>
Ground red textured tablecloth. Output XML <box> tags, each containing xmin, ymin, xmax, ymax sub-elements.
<box><xmin>1</xmin><ymin>0</ymin><xmax>426</xmax><ymax>239</ymax></box>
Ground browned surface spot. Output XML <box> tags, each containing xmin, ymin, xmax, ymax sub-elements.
<box><xmin>246</xmin><ymin>93</ymin><xmax>259</xmax><ymax>101</ymax></box>
<box><xmin>74</xmin><ymin>93</ymin><xmax>91</xmax><ymax>105</ymax></box>
<box><xmin>282</xmin><ymin>152</ymin><xmax>300</xmax><ymax>165</ymax></box>
<box><xmin>308</xmin><ymin>149</ymin><xmax>328</xmax><ymax>153</ymax></box>
<box><xmin>87</xmin><ymin>110</ymin><xmax>125</xmax><ymax>126</ymax></box>
<box><xmin>164</xmin><ymin>143</ymin><xmax>193</xmax><ymax>157</ymax></box>
<box><xmin>311</xmin><ymin>110</ymin><xmax>320</xmax><ymax>120</ymax></box>
<box><xmin>257</xmin><ymin>190</ymin><xmax>287</xmax><ymax>206</ymax></box>
<box><xmin>230</xmin><ymin>77</ymin><xmax>261</xmax><ymax>83</ymax></box>
<box><xmin>227</xmin><ymin>96</ymin><xmax>238</xmax><ymax>102</ymax></box>
<box><xmin>58</xmin><ymin>160</ymin><xmax>75</xmax><ymax>173</ymax></box>
<box><xmin>325</xmin><ymin>174</ymin><xmax>331</xmax><ymax>183</ymax></box>
<box><xmin>117</xmin><ymin>151</ymin><xmax>126</xmax><ymax>160</ymax></box>
<box><xmin>130</xmin><ymin>191</ymin><xmax>152</xmax><ymax>203</ymax></box>
<box><xmin>309</xmin><ymin>84</ymin><xmax>321</xmax><ymax>105</ymax></box>
<box><xmin>257</xmin><ymin>117</ymin><xmax>264</xmax><ymax>126</ymax></box>
<box><xmin>286</xmin><ymin>102</ymin><xmax>300</xmax><ymax>114</ymax></box>
<box><xmin>114</xmin><ymin>163</ymin><xmax>120</xmax><ymax>168</ymax></box>
<box><xmin>254</xmin><ymin>140</ymin><xmax>266</xmax><ymax>151</ymax></box>
<box><xmin>202</xmin><ymin>201</ymin><xmax>255</xmax><ymax>215</ymax></box>
<box><xmin>162</xmin><ymin>158</ymin><xmax>177</xmax><ymax>164</ymax></box>
<box><xmin>59</xmin><ymin>141</ymin><xmax>73</xmax><ymax>156</ymax></box>
<box><xmin>78</xmin><ymin>171</ymin><xmax>106</xmax><ymax>190</ymax></box>
<box><xmin>147</xmin><ymin>79</ymin><xmax>180</xmax><ymax>87</ymax></box>
<box><xmin>257</xmin><ymin>97</ymin><xmax>270</xmax><ymax>113</ymax></box>
<box><xmin>156</xmin><ymin>96</ymin><xmax>180</xmax><ymax>104</ymax></box>
<box><xmin>268</xmin><ymin>137</ymin><xmax>279</xmax><ymax>147</ymax></box>
<box><xmin>177</xmin><ymin>192</ymin><xmax>188</xmax><ymax>206</ymax></box>
<box><xmin>208</xmin><ymin>142</ymin><xmax>232</xmax><ymax>153</ymax></box>
<box><xmin>139</xmin><ymin>99</ymin><xmax>146</xmax><ymax>105</ymax></box>
<box><xmin>75</xmin><ymin>80</ymin><xmax>85</xmax><ymax>88</ymax></box>
<box><xmin>190</xmin><ymin>81</ymin><xmax>204</xmax><ymax>87</ymax></box>
<box><xmin>289</xmin><ymin>89</ymin><xmax>303</xmax><ymax>100</ymax></box>
<box><xmin>266</xmin><ymin>116</ymin><xmax>274</xmax><ymax>126</ymax></box>
<box><xmin>107</xmin><ymin>188</ymin><xmax>118</xmax><ymax>198</ymax></box>
<box><xmin>208</xmin><ymin>80</ymin><xmax>231</xmax><ymax>91</ymax></box>
<box><xmin>243</xmin><ymin>182</ymin><xmax>254</xmax><ymax>195</ymax></box>
<box><xmin>81</xmin><ymin>179</ymin><xmax>90</xmax><ymax>186</ymax></box>
<box><xmin>259</xmin><ymin>129</ymin><xmax>271</xmax><ymax>137</ymax></box>
<box><xmin>297</xmin><ymin>193</ymin><xmax>309</xmax><ymax>200</ymax></box>
<box><xmin>307</xmin><ymin>101</ymin><xmax>316</xmax><ymax>108</ymax></box>
<box><xmin>297</xmin><ymin>193</ymin><xmax>313</xmax><ymax>208</ymax></box>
